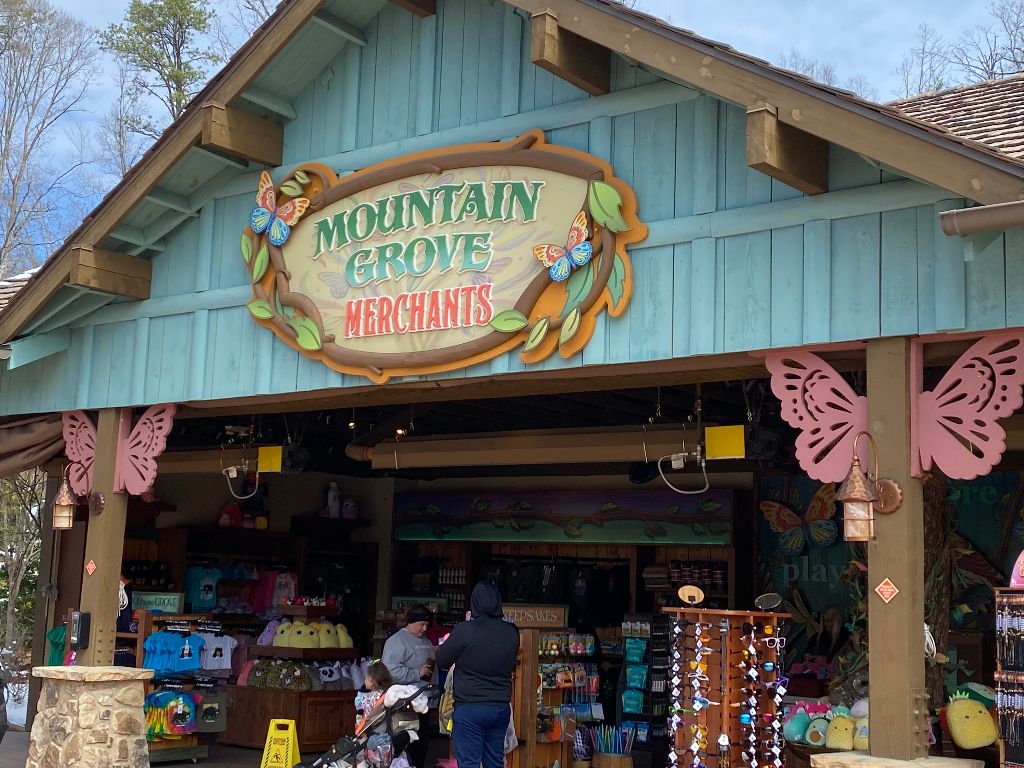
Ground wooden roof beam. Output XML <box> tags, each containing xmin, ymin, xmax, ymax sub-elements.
<box><xmin>311</xmin><ymin>10</ymin><xmax>367</xmax><ymax>46</ymax></box>
<box><xmin>747</xmin><ymin>104</ymin><xmax>828</xmax><ymax>196</ymax></box>
<box><xmin>68</xmin><ymin>246</ymin><xmax>151</xmax><ymax>301</ymax></box>
<box><xmin>201</xmin><ymin>102</ymin><xmax>283</xmax><ymax>168</ymax></box>
<box><xmin>239</xmin><ymin>86</ymin><xmax>297</xmax><ymax>120</ymax></box>
<box><xmin>530</xmin><ymin>11</ymin><xmax>610</xmax><ymax>97</ymax></box>
<box><xmin>389</xmin><ymin>0</ymin><xmax>436</xmax><ymax>18</ymax></box>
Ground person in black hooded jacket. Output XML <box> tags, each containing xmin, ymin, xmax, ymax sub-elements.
<box><xmin>436</xmin><ymin>579</ymin><xmax>520</xmax><ymax>768</ymax></box>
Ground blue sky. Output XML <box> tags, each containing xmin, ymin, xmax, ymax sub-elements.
<box><xmin>45</xmin><ymin>0</ymin><xmax>994</xmax><ymax>171</ymax></box>
<box><xmin>52</xmin><ymin>0</ymin><xmax>992</xmax><ymax>108</ymax></box>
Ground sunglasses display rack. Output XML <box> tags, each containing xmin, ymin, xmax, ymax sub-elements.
<box><xmin>996</xmin><ymin>588</ymin><xmax>1024</xmax><ymax>768</ymax></box>
<box><xmin>666</xmin><ymin>607</ymin><xmax>789</xmax><ymax>768</ymax></box>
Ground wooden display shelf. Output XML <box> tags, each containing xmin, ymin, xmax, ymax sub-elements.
<box><xmin>277</xmin><ymin>604</ymin><xmax>340</xmax><ymax>619</ymax></box>
<box><xmin>250</xmin><ymin>645</ymin><xmax>357</xmax><ymax>660</ymax></box>
<box><xmin>217</xmin><ymin>685</ymin><xmax>356</xmax><ymax>751</ymax></box>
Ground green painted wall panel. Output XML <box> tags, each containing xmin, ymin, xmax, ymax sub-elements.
<box><xmin>2</xmin><ymin>0</ymin><xmax>1022</xmax><ymax>417</ymax></box>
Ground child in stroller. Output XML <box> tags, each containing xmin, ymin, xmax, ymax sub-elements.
<box><xmin>295</xmin><ymin>680</ymin><xmax>432</xmax><ymax>768</ymax></box>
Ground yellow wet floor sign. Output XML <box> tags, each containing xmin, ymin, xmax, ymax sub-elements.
<box><xmin>261</xmin><ymin>719</ymin><xmax>301</xmax><ymax>768</ymax></box>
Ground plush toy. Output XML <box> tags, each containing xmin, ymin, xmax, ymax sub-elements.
<box><xmin>272</xmin><ymin>620</ymin><xmax>292</xmax><ymax>647</ymax></box>
<box><xmin>784</xmin><ymin>707</ymin><xmax>811</xmax><ymax>744</ymax></box>
<box><xmin>255</xmin><ymin>515</ymin><xmax>269</xmax><ymax>530</ymax></box>
<box><xmin>257</xmin><ymin>619</ymin><xmax>279</xmax><ymax>646</ymax></box>
<box><xmin>318</xmin><ymin>621</ymin><xmax>340</xmax><ymax>648</ymax></box>
<box><xmin>336</xmin><ymin>623</ymin><xmax>354</xmax><ymax>649</ymax></box>
<box><xmin>853</xmin><ymin>716</ymin><xmax>869</xmax><ymax>750</ymax></box>
<box><xmin>850</xmin><ymin>698</ymin><xmax>869</xmax><ymax>719</ymax></box>
<box><xmin>219</xmin><ymin>502</ymin><xmax>241</xmax><ymax>527</ymax></box>
<box><xmin>825</xmin><ymin>715</ymin><xmax>855</xmax><ymax>750</ymax></box>
<box><xmin>947</xmin><ymin>691</ymin><xmax>998</xmax><ymax>749</ymax></box>
<box><xmin>318</xmin><ymin>661</ymin><xmax>343</xmax><ymax>690</ymax></box>
<box><xmin>805</xmin><ymin>717</ymin><xmax>830</xmax><ymax>747</ymax></box>
<box><xmin>289</xmin><ymin>621</ymin><xmax>319</xmax><ymax>648</ymax></box>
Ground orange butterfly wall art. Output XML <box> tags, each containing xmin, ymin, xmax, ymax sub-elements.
<box><xmin>760</xmin><ymin>483</ymin><xmax>839</xmax><ymax>556</ymax></box>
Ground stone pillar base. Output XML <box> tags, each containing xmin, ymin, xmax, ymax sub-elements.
<box><xmin>812</xmin><ymin>751</ymin><xmax>982</xmax><ymax>768</ymax></box>
<box><xmin>26</xmin><ymin>665</ymin><xmax>154</xmax><ymax>768</ymax></box>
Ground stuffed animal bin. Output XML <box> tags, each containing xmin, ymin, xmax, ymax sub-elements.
<box><xmin>318</xmin><ymin>621</ymin><xmax>340</xmax><ymax>648</ymax></box>
<box><xmin>272</xmin><ymin>621</ymin><xmax>292</xmax><ymax>646</ymax></box>
<box><xmin>336</xmin><ymin>623</ymin><xmax>355</xmax><ymax>649</ymax></box>
<box><xmin>825</xmin><ymin>715</ymin><xmax>855</xmax><ymax>750</ymax></box>
<box><xmin>947</xmin><ymin>691</ymin><xmax>997</xmax><ymax>749</ymax></box>
<box><xmin>784</xmin><ymin>707</ymin><xmax>811</xmax><ymax>744</ymax></box>
<box><xmin>805</xmin><ymin>717</ymin><xmax>829</xmax><ymax>747</ymax></box>
<box><xmin>289</xmin><ymin>621</ymin><xmax>320</xmax><ymax>648</ymax></box>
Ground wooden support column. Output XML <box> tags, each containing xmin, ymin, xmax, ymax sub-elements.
<box><xmin>531</xmin><ymin>11</ymin><xmax>610</xmax><ymax>97</ymax></box>
<box><xmin>866</xmin><ymin>337</ymin><xmax>928</xmax><ymax>760</ymax></box>
<box><xmin>747</xmin><ymin>104</ymin><xmax>828</xmax><ymax>195</ymax></box>
<box><xmin>26</xmin><ymin>472</ymin><xmax>59</xmax><ymax>728</ymax></box>
<box><xmin>76</xmin><ymin>409</ymin><xmax>129</xmax><ymax>666</ymax></box>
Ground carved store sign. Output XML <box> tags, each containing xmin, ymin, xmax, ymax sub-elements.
<box><xmin>241</xmin><ymin>130</ymin><xmax>646</xmax><ymax>383</ymax></box>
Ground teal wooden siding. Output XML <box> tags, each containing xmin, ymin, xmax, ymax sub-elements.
<box><xmin>0</xmin><ymin>0</ymin><xmax>1021</xmax><ymax>416</ymax></box>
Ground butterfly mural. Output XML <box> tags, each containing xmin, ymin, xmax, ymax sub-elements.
<box><xmin>63</xmin><ymin>411</ymin><xmax>97</xmax><ymax>497</ymax></box>
<box><xmin>61</xmin><ymin>404</ymin><xmax>176</xmax><ymax>497</ymax></box>
<box><xmin>534</xmin><ymin>210</ymin><xmax>593</xmax><ymax>282</ymax></box>
<box><xmin>765</xmin><ymin>351</ymin><xmax>868</xmax><ymax>483</ymax></box>
<box><xmin>115</xmin><ymin>404</ymin><xmax>176</xmax><ymax>496</ymax></box>
<box><xmin>915</xmin><ymin>333</ymin><xmax>1024</xmax><ymax>481</ymax></box>
<box><xmin>318</xmin><ymin>272</ymin><xmax>349</xmax><ymax>299</ymax></box>
<box><xmin>760</xmin><ymin>483</ymin><xmax>839</xmax><ymax>556</ymax></box>
<box><xmin>250</xmin><ymin>171</ymin><xmax>309</xmax><ymax>247</ymax></box>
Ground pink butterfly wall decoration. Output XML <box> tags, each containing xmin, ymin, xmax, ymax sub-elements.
<box><xmin>764</xmin><ymin>350</ymin><xmax>867</xmax><ymax>483</ymax></box>
<box><xmin>61</xmin><ymin>404</ymin><xmax>176</xmax><ymax>497</ymax></box>
<box><xmin>913</xmin><ymin>333</ymin><xmax>1024</xmax><ymax>480</ymax></box>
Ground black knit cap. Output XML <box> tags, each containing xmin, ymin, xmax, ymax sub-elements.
<box><xmin>405</xmin><ymin>606</ymin><xmax>432</xmax><ymax>625</ymax></box>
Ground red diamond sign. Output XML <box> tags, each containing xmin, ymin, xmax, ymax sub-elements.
<box><xmin>85</xmin><ymin>560</ymin><xmax>96</xmax><ymax>576</ymax></box>
<box><xmin>875</xmin><ymin>578</ymin><xmax>899</xmax><ymax>604</ymax></box>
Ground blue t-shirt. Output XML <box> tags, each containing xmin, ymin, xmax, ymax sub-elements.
<box><xmin>185</xmin><ymin>567</ymin><xmax>221</xmax><ymax>610</ymax></box>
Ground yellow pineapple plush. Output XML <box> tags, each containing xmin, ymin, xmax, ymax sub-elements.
<box><xmin>825</xmin><ymin>715</ymin><xmax>855</xmax><ymax>750</ymax></box>
<box><xmin>272</xmin><ymin>620</ymin><xmax>292</xmax><ymax>647</ymax></box>
<box><xmin>947</xmin><ymin>691</ymin><xmax>997</xmax><ymax>749</ymax></box>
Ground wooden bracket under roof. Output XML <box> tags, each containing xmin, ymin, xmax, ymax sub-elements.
<box><xmin>746</xmin><ymin>104</ymin><xmax>829</xmax><ymax>196</ymax></box>
<box><xmin>68</xmin><ymin>246</ymin><xmax>151</xmax><ymax>300</ymax></box>
<box><xmin>530</xmin><ymin>10</ymin><xmax>610</xmax><ymax>97</ymax></box>
<box><xmin>200</xmin><ymin>102</ymin><xmax>284</xmax><ymax>168</ymax></box>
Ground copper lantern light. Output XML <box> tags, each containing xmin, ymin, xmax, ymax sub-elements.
<box><xmin>836</xmin><ymin>432</ymin><xmax>903</xmax><ymax>542</ymax></box>
<box><xmin>51</xmin><ymin>468</ymin><xmax>76</xmax><ymax>530</ymax></box>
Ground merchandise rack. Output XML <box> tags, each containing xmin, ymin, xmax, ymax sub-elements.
<box><xmin>996</xmin><ymin>588</ymin><xmax>1024</xmax><ymax>768</ymax></box>
<box><xmin>665</xmin><ymin>607</ymin><xmax>789</xmax><ymax>768</ymax></box>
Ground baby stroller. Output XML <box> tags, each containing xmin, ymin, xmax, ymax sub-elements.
<box><xmin>295</xmin><ymin>684</ymin><xmax>432</xmax><ymax>768</ymax></box>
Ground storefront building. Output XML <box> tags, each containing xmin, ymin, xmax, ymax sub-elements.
<box><xmin>3</xmin><ymin>0</ymin><xmax>1024</xmax><ymax>765</ymax></box>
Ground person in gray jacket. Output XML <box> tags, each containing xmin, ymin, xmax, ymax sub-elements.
<box><xmin>382</xmin><ymin>606</ymin><xmax>435</xmax><ymax>768</ymax></box>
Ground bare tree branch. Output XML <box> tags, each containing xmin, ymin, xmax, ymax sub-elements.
<box><xmin>894</xmin><ymin>23</ymin><xmax>951</xmax><ymax>98</ymax></box>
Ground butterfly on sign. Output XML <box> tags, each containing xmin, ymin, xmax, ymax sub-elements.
<box><xmin>533</xmin><ymin>210</ymin><xmax>593</xmax><ymax>282</ymax></box>
<box><xmin>318</xmin><ymin>271</ymin><xmax>349</xmax><ymax>299</ymax></box>
<box><xmin>249</xmin><ymin>170</ymin><xmax>310</xmax><ymax>247</ymax></box>
<box><xmin>759</xmin><ymin>483</ymin><xmax>839</xmax><ymax>556</ymax></box>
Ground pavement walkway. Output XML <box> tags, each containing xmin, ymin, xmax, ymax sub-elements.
<box><xmin>0</xmin><ymin>731</ymin><xmax>264</xmax><ymax>767</ymax></box>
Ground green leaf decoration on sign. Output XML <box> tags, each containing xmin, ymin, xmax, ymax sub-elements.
<box><xmin>293</xmin><ymin>169</ymin><xmax>310</xmax><ymax>185</ymax></box>
<box><xmin>559</xmin><ymin>306</ymin><xmax>581</xmax><ymax>346</ymax></box>
<box><xmin>644</xmin><ymin>521</ymin><xmax>668</xmax><ymax>539</ymax></box>
<box><xmin>564</xmin><ymin>519</ymin><xmax>584</xmax><ymax>539</ymax></box>
<box><xmin>607</xmin><ymin>254</ymin><xmax>626</xmax><ymax>309</ymax></box>
<box><xmin>251</xmin><ymin>243</ymin><xmax>269</xmax><ymax>282</ymax></box>
<box><xmin>288</xmin><ymin>316</ymin><xmax>322</xmax><ymax>351</ymax></box>
<box><xmin>564</xmin><ymin>259</ymin><xmax>594</xmax><ymax>311</ymax></box>
<box><xmin>588</xmin><ymin>180</ymin><xmax>629</xmax><ymax>233</ymax></box>
<box><xmin>280</xmin><ymin>179</ymin><xmax>305</xmax><ymax>197</ymax></box>
<box><xmin>698</xmin><ymin>500</ymin><xmax>722</xmax><ymax>513</ymax></box>
<box><xmin>247</xmin><ymin>299</ymin><xmax>274</xmax><ymax>319</ymax></box>
<box><xmin>489</xmin><ymin>309</ymin><xmax>529</xmax><ymax>332</ymax></box>
<box><xmin>524</xmin><ymin>317</ymin><xmax>549</xmax><ymax>352</ymax></box>
<box><xmin>241</xmin><ymin>233</ymin><xmax>253</xmax><ymax>264</ymax></box>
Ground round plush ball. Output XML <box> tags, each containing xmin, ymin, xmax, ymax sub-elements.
<box><xmin>825</xmin><ymin>715</ymin><xmax>855</xmax><ymax>750</ymax></box>
<box><xmin>947</xmin><ymin>694</ymin><xmax>998</xmax><ymax>750</ymax></box>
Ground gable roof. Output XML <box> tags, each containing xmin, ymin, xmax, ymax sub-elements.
<box><xmin>3</xmin><ymin>0</ymin><xmax>1024</xmax><ymax>346</ymax></box>
<box><xmin>895</xmin><ymin>75</ymin><xmax>1024</xmax><ymax>160</ymax></box>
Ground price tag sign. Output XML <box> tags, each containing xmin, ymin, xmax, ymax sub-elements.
<box><xmin>875</xmin><ymin>578</ymin><xmax>900</xmax><ymax>604</ymax></box>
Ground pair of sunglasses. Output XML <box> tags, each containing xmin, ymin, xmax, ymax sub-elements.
<box><xmin>691</xmin><ymin>694</ymin><xmax>719</xmax><ymax>712</ymax></box>
<box><xmin>738</xmin><ymin>660</ymin><xmax>777</xmax><ymax>672</ymax></box>
<box><xmin>761</xmin><ymin>637</ymin><xmax>785</xmax><ymax>649</ymax></box>
<box><xmin>741</xmin><ymin>622</ymin><xmax>775</xmax><ymax>636</ymax></box>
